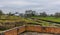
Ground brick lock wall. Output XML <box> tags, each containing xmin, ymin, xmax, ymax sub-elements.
<box><xmin>26</xmin><ymin>26</ymin><xmax>60</xmax><ymax>34</ymax></box>
<box><xmin>54</xmin><ymin>28</ymin><xmax>60</xmax><ymax>33</ymax></box>
<box><xmin>26</xmin><ymin>26</ymin><xmax>42</xmax><ymax>32</ymax></box>
<box><xmin>17</xmin><ymin>26</ymin><xmax>25</xmax><ymax>34</ymax></box>
<box><xmin>4</xmin><ymin>29</ymin><xmax>17</xmax><ymax>35</ymax></box>
<box><xmin>2</xmin><ymin>26</ymin><xmax>60</xmax><ymax>35</ymax></box>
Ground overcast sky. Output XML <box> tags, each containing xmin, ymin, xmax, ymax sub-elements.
<box><xmin>0</xmin><ymin>0</ymin><xmax>60</xmax><ymax>14</ymax></box>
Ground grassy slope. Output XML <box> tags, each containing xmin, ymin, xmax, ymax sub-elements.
<box><xmin>0</xmin><ymin>15</ymin><xmax>23</xmax><ymax>23</ymax></box>
<box><xmin>1</xmin><ymin>16</ymin><xmax>60</xmax><ymax>31</ymax></box>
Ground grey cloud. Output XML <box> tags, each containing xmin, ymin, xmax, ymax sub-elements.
<box><xmin>0</xmin><ymin>0</ymin><xmax>60</xmax><ymax>14</ymax></box>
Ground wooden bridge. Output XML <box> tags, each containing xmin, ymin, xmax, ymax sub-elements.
<box><xmin>0</xmin><ymin>25</ymin><xmax>60</xmax><ymax>35</ymax></box>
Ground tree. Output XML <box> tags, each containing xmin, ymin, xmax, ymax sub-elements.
<box><xmin>54</xmin><ymin>12</ymin><xmax>60</xmax><ymax>18</ymax></box>
<box><xmin>0</xmin><ymin>10</ymin><xmax>4</xmax><ymax>19</ymax></box>
<box><xmin>6</xmin><ymin>12</ymin><xmax>14</xmax><ymax>19</ymax></box>
<box><xmin>25</xmin><ymin>10</ymin><xmax>36</xmax><ymax>17</ymax></box>
<box><xmin>8</xmin><ymin>12</ymin><xmax>14</xmax><ymax>16</ymax></box>
<box><xmin>40</xmin><ymin>12</ymin><xmax>47</xmax><ymax>17</ymax></box>
<box><xmin>14</xmin><ymin>12</ymin><xmax>19</xmax><ymax>16</ymax></box>
<box><xmin>49</xmin><ymin>14</ymin><xmax>54</xmax><ymax>17</ymax></box>
<box><xmin>15</xmin><ymin>12</ymin><xmax>19</xmax><ymax>14</ymax></box>
<box><xmin>19</xmin><ymin>13</ymin><xmax>24</xmax><ymax>17</ymax></box>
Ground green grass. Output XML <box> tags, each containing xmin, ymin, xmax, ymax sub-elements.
<box><xmin>31</xmin><ymin>17</ymin><xmax>60</xmax><ymax>27</ymax></box>
<box><xmin>27</xmin><ymin>18</ymin><xmax>51</xmax><ymax>26</ymax></box>
<box><xmin>0</xmin><ymin>15</ymin><xmax>25</xmax><ymax>23</ymax></box>
<box><xmin>32</xmin><ymin>17</ymin><xmax>60</xmax><ymax>22</ymax></box>
<box><xmin>1</xmin><ymin>15</ymin><xmax>60</xmax><ymax>31</ymax></box>
<box><xmin>0</xmin><ymin>28</ymin><xmax>9</xmax><ymax>31</ymax></box>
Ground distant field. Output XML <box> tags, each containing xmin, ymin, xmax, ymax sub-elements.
<box><xmin>30</xmin><ymin>17</ymin><xmax>60</xmax><ymax>27</ymax></box>
<box><xmin>32</xmin><ymin>17</ymin><xmax>60</xmax><ymax>22</ymax></box>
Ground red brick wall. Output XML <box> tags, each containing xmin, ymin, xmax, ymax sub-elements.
<box><xmin>18</xmin><ymin>26</ymin><xmax>25</xmax><ymax>34</ymax></box>
<box><xmin>3</xmin><ymin>26</ymin><xmax>60</xmax><ymax>35</ymax></box>
<box><xmin>26</xmin><ymin>26</ymin><xmax>60</xmax><ymax>34</ymax></box>
<box><xmin>26</xmin><ymin>26</ymin><xmax>42</xmax><ymax>32</ymax></box>
<box><xmin>53</xmin><ymin>28</ymin><xmax>60</xmax><ymax>33</ymax></box>
<box><xmin>4</xmin><ymin>29</ymin><xmax>17</xmax><ymax>35</ymax></box>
